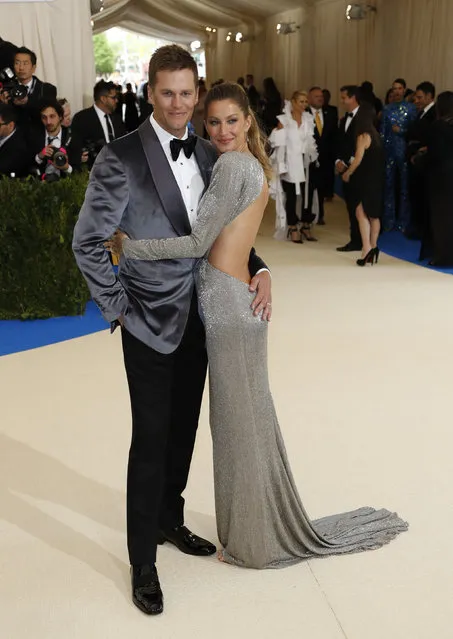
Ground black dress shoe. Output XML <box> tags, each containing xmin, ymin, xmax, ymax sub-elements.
<box><xmin>157</xmin><ymin>525</ymin><xmax>216</xmax><ymax>556</ymax></box>
<box><xmin>317</xmin><ymin>219</ymin><xmax>326</xmax><ymax>226</ymax></box>
<box><xmin>131</xmin><ymin>564</ymin><xmax>163</xmax><ymax>615</ymax></box>
<box><xmin>336</xmin><ymin>243</ymin><xmax>362</xmax><ymax>252</ymax></box>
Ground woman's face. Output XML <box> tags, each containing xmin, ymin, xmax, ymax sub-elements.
<box><xmin>292</xmin><ymin>95</ymin><xmax>308</xmax><ymax>114</ymax></box>
<box><xmin>205</xmin><ymin>99</ymin><xmax>251</xmax><ymax>154</ymax></box>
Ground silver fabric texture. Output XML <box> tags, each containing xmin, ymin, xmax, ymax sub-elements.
<box><xmin>122</xmin><ymin>151</ymin><xmax>264</xmax><ymax>261</ymax></box>
<box><xmin>197</xmin><ymin>260</ymin><xmax>408</xmax><ymax>569</ymax></box>
<box><xmin>119</xmin><ymin>149</ymin><xmax>408</xmax><ymax>569</ymax></box>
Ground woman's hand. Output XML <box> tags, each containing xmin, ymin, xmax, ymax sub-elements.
<box><xmin>342</xmin><ymin>170</ymin><xmax>351</xmax><ymax>183</ymax></box>
<box><xmin>104</xmin><ymin>230</ymin><xmax>129</xmax><ymax>256</ymax></box>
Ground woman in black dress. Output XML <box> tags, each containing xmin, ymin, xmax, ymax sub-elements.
<box><xmin>423</xmin><ymin>92</ymin><xmax>453</xmax><ymax>267</ymax></box>
<box><xmin>124</xmin><ymin>83</ymin><xmax>140</xmax><ymax>133</ymax></box>
<box><xmin>342</xmin><ymin>106</ymin><xmax>385</xmax><ymax>266</ymax></box>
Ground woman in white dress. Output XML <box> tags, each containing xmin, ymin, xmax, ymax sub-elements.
<box><xmin>270</xmin><ymin>91</ymin><xmax>319</xmax><ymax>243</ymax></box>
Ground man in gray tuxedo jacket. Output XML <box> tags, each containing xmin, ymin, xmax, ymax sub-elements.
<box><xmin>73</xmin><ymin>45</ymin><xmax>271</xmax><ymax>616</ymax></box>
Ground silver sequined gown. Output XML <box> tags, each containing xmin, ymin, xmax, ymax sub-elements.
<box><xmin>122</xmin><ymin>151</ymin><xmax>408</xmax><ymax>569</ymax></box>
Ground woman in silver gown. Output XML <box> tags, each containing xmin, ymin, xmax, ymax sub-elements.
<box><xmin>109</xmin><ymin>82</ymin><xmax>408</xmax><ymax>569</ymax></box>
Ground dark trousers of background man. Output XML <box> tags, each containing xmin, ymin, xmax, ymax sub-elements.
<box><xmin>121</xmin><ymin>294</ymin><xmax>208</xmax><ymax>566</ymax></box>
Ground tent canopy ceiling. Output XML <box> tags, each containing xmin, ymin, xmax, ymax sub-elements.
<box><xmin>94</xmin><ymin>0</ymin><xmax>309</xmax><ymax>41</ymax></box>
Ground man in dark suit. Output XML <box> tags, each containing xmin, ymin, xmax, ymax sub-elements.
<box><xmin>335</xmin><ymin>85</ymin><xmax>362</xmax><ymax>252</ymax></box>
<box><xmin>308</xmin><ymin>86</ymin><xmax>338</xmax><ymax>224</ymax></box>
<box><xmin>71</xmin><ymin>80</ymin><xmax>127</xmax><ymax>168</ymax></box>
<box><xmin>0</xmin><ymin>37</ymin><xmax>18</xmax><ymax>70</ymax></box>
<box><xmin>406</xmin><ymin>81</ymin><xmax>437</xmax><ymax>238</ymax></box>
<box><xmin>5</xmin><ymin>47</ymin><xmax>57</xmax><ymax>130</ymax></box>
<box><xmin>246</xmin><ymin>74</ymin><xmax>260</xmax><ymax>113</ymax></box>
<box><xmin>28</xmin><ymin>99</ymin><xmax>77</xmax><ymax>179</ymax></box>
<box><xmin>73</xmin><ymin>45</ymin><xmax>271</xmax><ymax>616</ymax></box>
<box><xmin>0</xmin><ymin>104</ymin><xmax>33</xmax><ymax>177</ymax></box>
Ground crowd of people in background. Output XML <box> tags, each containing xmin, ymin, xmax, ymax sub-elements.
<box><xmin>1</xmin><ymin>38</ymin><xmax>453</xmax><ymax>266</ymax></box>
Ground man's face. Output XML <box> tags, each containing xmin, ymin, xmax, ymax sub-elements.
<box><xmin>414</xmin><ymin>90</ymin><xmax>432</xmax><ymax>112</ymax></box>
<box><xmin>0</xmin><ymin>118</ymin><xmax>15</xmax><ymax>138</ymax></box>
<box><xmin>14</xmin><ymin>53</ymin><xmax>36</xmax><ymax>84</ymax></box>
<box><xmin>99</xmin><ymin>90</ymin><xmax>118</xmax><ymax>114</ymax></box>
<box><xmin>150</xmin><ymin>69</ymin><xmax>198</xmax><ymax>138</ymax></box>
<box><xmin>392</xmin><ymin>82</ymin><xmax>405</xmax><ymax>102</ymax></box>
<box><xmin>246</xmin><ymin>75</ymin><xmax>253</xmax><ymax>87</ymax></box>
<box><xmin>309</xmin><ymin>89</ymin><xmax>324</xmax><ymax>109</ymax></box>
<box><xmin>41</xmin><ymin>107</ymin><xmax>62</xmax><ymax>136</ymax></box>
<box><xmin>340</xmin><ymin>90</ymin><xmax>356</xmax><ymax>111</ymax></box>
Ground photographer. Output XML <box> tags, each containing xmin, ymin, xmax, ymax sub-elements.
<box><xmin>70</xmin><ymin>80</ymin><xmax>126</xmax><ymax>168</ymax></box>
<box><xmin>29</xmin><ymin>100</ymin><xmax>77</xmax><ymax>180</ymax></box>
<box><xmin>0</xmin><ymin>47</ymin><xmax>57</xmax><ymax>128</ymax></box>
<box><xmin>0</xmin><ymin>103</ymin><xmax>33</xmax><ymax>177</ymax></box>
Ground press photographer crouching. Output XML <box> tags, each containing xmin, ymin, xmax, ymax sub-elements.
<box><xmin>0</xmin><ymin>104</ymin><xmax>33</xmax><ymax>177</ymax></box>
<box><xmin>0</xmin><ymin>47</ymin><xmax>57</xmax><ymax>129</ymax></box>
<box><xmin>30</xmin><ymin>100</ymin><xmax>79</xmax><ymax>181</ymax></box>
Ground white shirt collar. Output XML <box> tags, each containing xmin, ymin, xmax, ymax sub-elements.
<box><xmin>0</xmin><ymin>128</ymin><xmax>16</xmax><ymax>147</ymax></box>
<box><xmin>352</xmin><ymin>106</ymin><xmax>360</xmax><ymax>116</ymax></box>
<box><xmin>47</xmin><ymin>127</ymin><xmax>62</xmax><ymax>142</ymax></box>
<box><xmin>150</xmin><ymin>113</ymin><xmax>188</xmax><ymax>146</ymax></box>
<box><xmin>94</xmin><ymin>103</ymin><xmax>110</xmax><ymax>121</ymax></box>
<box><xmin>424</xmin><ymin>102</ymin><xmax>435</xmax><ymax>115</ymax></box>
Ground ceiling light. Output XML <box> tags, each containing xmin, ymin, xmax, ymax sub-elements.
<box><xmin>346</xmin><ymin>3</ymin><xmax>377</xmax><ymax>20</ymax></box>
<box><xmin>276</xmin><ymin>22</ymin><xmax>300</xmax><ymax>35</ymax></box>
<box><xmin>190</xmin><ymin>40</ymin><xmax>201</xmax><ymax>51</ymax></box>
<box><xmin>235</xmin><ymin>32</ymin><xmax>243</xmax><ymax>43</ymax></box>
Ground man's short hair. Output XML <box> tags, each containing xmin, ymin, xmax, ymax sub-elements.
<box><xmin>93</xmin><ymin>80</ymin><xmax>116</xmax><ymax>102</ymax></box>
<box><xmin>39</xmin><ymin>99</ymin><xmax>64</xmax><ymax>119</ymax></box>
<box><xmin>15</xmin><ymin>46</ymin><xmax>37</xmax><ymax>67</ymax></box>
<box><xmin>416</xmin><ymin>81</ymin><xmax>436</xmax><ymax>99</ymax></box>
<box><xmin>361</xmin><ymin>81</ymin><xmax>373</xmax><ymax>92</ymax></box>
<box><xmin>148</xmin><ymin>45</ymin><xmax>198</xmax><ymax>89</ymax></box>
<box><xmin>0</xmin><ymin>103</ymin><xmax>18</xmax><ymax>124</ymax></box>
<box><xmin>309</xmin><ymin>86</ymin><xmax>322</xmax><ymax>93</ymax></box>
<box><xmin>340</xmin><ymin>85</ymin><xmax>361</xmax><ymax>101</ymax></box>
<box><xmin>393</xmin><ymin>78</ymin><xmax>407</xmax><ymax>89</ymax></box>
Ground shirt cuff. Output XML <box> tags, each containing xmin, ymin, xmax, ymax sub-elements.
<box><xmin>255</xmin><ymin>268</ymin><xmax>271</xmax><ymax>277</ymax></box>
<box><xmin>63</xmin><ymin>165</ymin><xmax>73</xmax><ymax>174</ymax></box>
<box><xmin>35</xmin><ymin>154</ymin><xmax>44</xmax><ymax>164</ymax></box>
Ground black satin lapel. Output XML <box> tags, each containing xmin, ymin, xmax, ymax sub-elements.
<box><xmin>194</xmin><ymin>140</ymin><xmax>213</xmax><ymax>188</ymax></box>
<box><xmin>138</xmin><ymin>120</ymin><xmax>191</xmax><ymax>236</ymax></box>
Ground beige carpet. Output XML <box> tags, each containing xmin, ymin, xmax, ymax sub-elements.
<box><xmin>1</xmin><ymin>199</ymin><xmax>452</xmax><ymax>639</ymax></box>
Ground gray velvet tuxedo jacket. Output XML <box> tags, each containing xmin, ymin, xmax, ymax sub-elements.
<box><xmin>73</xmin><ymin>118</ymin><xmax>267</xmax><ymax>354</ymax></box>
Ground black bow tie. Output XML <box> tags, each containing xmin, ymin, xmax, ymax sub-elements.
<box><xmin>170</xmin><ymin>135</ymin><xmax>197</xmax><ymax>161</ymax></box>
<box><xmin>346</xmin><ymin>112</ymin><xmax>354</xmax><ymax>119</ymax></box>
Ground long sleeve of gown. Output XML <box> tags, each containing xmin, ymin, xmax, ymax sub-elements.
<box><xmin>122</xmin><ymin>151</ymin><xmax>265</xmax><ymax>261</ymax></box>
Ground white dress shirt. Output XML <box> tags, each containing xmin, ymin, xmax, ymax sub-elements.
<box><xmin>421</xmin><ymin>102</ymin><xmax>435</xmax><ymax>119</ymax></box>
<box><xmin>94</xmin><ymin>103</ymin><xmax>115</xmax><ymax>144</ymax></box>
<box><xmin>150</xmin><ymin>113</ymin><xmax>204</xmax><ymax>227</ymax></box>
<box><xmin>0</xmin><ymin>128</ymin><xmax>16</xmax><ymax>149</ymax></box>
<box><xmin>345</xmin><ymin>105</ymin><xmax>360</xmax><ymax>132</ymax></box>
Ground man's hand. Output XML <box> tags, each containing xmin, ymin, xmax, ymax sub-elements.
<box><xmin>335</xmin><ymin>160</ymin><xmax>347</xmax><ymax>174</ymax></box>
<box><xmin>0</xmin><ymin>91</ymin><xmax>9</xmax><ymax>104</ymax></box>
<box><xmin>13</xmin><ymin>95</ymin><xmax>28</xmax><ymax>106</ymax></box>
<box><xmin>342</xmin><ymin>170</ymin><xmax>351</xmax><ymax>183</ymax></box>
<box><xmin>39</xmin><ymin>145</ymin><xmax>55</xmax><ymax>161</ymax></box>
<box><xmin>249</xmin><ymin>270</ymin><xmax>272</xmax><ymax>322</ymax></box>
<box><xmin>392</xmin><ymin>125</ymin><xmax>401</xmax><ymax>134</ymax></box>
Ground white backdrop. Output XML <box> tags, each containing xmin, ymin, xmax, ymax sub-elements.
<box><xmin>0</xmin><ymin>0</ymin><xmax>95</xmax><ymax>112</ymax></box>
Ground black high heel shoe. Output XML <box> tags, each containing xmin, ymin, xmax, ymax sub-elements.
<box><xmin>287</xmin><ymin>227</ymin><xmax>303</xmax><ymax>244</ymax></box>
<box><xmin>374</xmin><ymin>247</ymin><xmax>380</xmax><ymax>263</ymax></box>
<box><xmin>356</xmin><ymin>249</ymin><xmax>375</xmax><ymax>267</ymax></box>
<box><xmin>301</xmin><ymin>226</ymin><xmax>318</xmax><ymax>242</ymax></box>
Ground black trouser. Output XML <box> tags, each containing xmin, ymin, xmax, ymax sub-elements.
<box><xmin>282</xmin><ymin>179</ymin><xmax>315</xmax><ymax>226</ymax></box>
<box><xmin>342</xmin><ymin>182</ymin><xmax>362</xmax><ymax>247</ymax></box>
<box><xmin>121</xmin><ymin>295</ymin><xmax>208</xmax><ymax>566</ymax></box>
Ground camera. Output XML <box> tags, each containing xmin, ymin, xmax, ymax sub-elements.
<box><xmin>48</xmin><ymin>147</ymin><xmax>68</xmax><ymax>169</ymax></box>
<box><xmin>0</xmin><ymin>67</ymin><xmax>28</xmax><ymax>101</ymax></box>
<box><xmin>82</xmin><ymin>139</ymin><xmax>106</xmax><ymax>166</ymax></box>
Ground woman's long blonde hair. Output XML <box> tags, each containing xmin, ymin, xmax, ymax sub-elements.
<box><xmin>204</xmin><ymin>82</ymin><xmax>272</xmax><ymax>181</ymax></box>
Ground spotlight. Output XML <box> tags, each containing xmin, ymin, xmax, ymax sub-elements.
<box><xmin>346</xmin><ymin>3</ymin><xmax>377</xmax><ymax>20</ymax></box>
<box><xmin>226</xmin><ymin>32</ymin><xmax>232</xmax><ymax>42</ymax></box>
<box><xmin>190</xmin><ymin>40</ymin><xmax>201</xmax><ymax>52</ymax></box>
<box><xmin>235</xmin><ymin>32</ymin><xmax>243</xmax><ymax>43</ymax></box>
<box><xmin>276</xmin><ymin>22</ymin><xmax>300</xmax><ymax>35</ymax></box>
